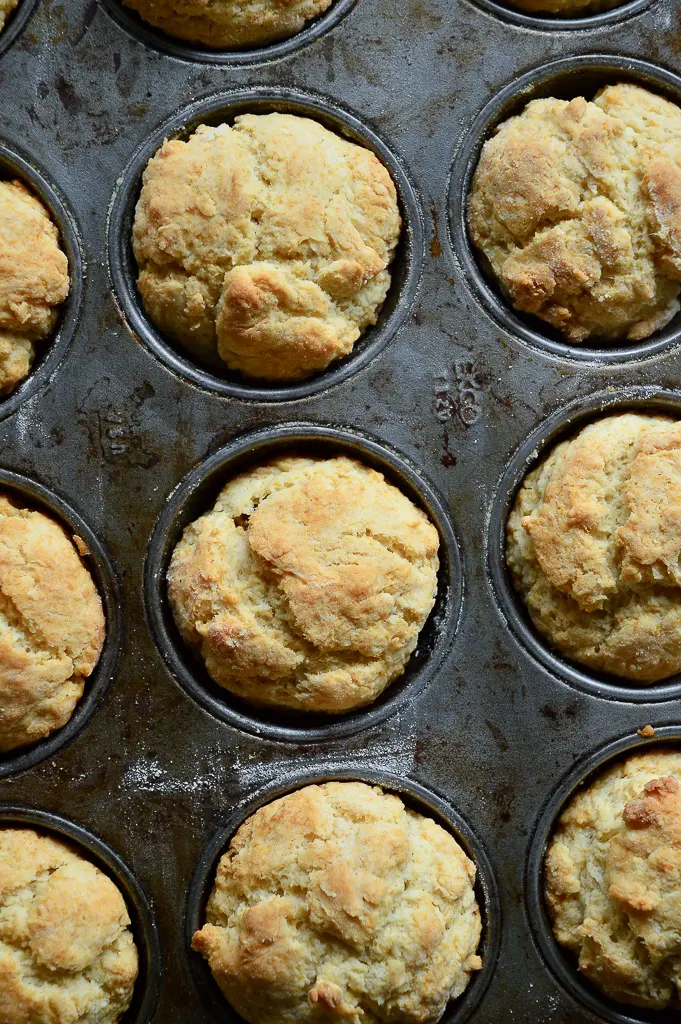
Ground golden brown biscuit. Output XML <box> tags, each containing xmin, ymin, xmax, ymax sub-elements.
<box><xmin>507</xmin><ymin>412</ymin><xmax>681</xmax><ymax>683</ymax></box>
<box><xmin>0</xmin><ymin>828</ymin><xmax>139</xmax><ymax>1022</ymax></box>
<box><xmin>192</xmin><ymin>782</ymin><xmax>483</xmax><ymax>1024</ymax></box>
<box><xmin>468</xmin><ymin>84</ymin><xmax>681</xmax><ymax>344</ymax></box>
<box><xmin>0</xmin><ymin>179</ymin><xmax>70</xmax><ymax>394</ymax></box>
<box><xmin>545</xmin><ymin>749</ymin><xmax>681</xmax><ymax>1009</ymax></box>
<box><xmin>167</xmin><ymin>455</ymin><xmax>439</xmax><ymax>712</ymax></box>
<box><xmin>0</xmin><ymin>494</ymin><xmax>105</xmax><ymax>751</ymax></box>
<box><xmin>0</xmin><ymin>0</ymin><xmax>18</xmax><ymax>31</ymax></box>
<box><xmin>132</xmin><ymin>114</ymin><xmax>401</xmax><ymax>381</ymax></box>
<box><xmin>122</xmin><ymin>0</ymin><xmax>334</xmax><ymax>48</ymax></box>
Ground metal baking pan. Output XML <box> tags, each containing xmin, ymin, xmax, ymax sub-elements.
<box><xmin>0</xmin><ymin>0</ymin><xmax>680</xmax><ymax>1019</ymax></box>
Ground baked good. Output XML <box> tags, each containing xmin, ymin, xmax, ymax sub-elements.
<box><xmin>506</xmin><ymin>0</ymin><xmax>625</xmax><ymax>14</ymax></box>
<box><xmin>507</xmin><ymin>412</ymin><xmax>681</xmax><ymax>683</ymax></box>
<box><xmin>0</xmin><ymin>0</ymin><xmax>18</xmax><ymax>32</ymax></box>
<box><xmin>0</xmin><ymin>179</ymin><xmax>69</xmax><ymax>394</ymax></box>
<box><xmin>167</xmin><ymin>455</ymin><xmax>439</xmax><ymax>713</ymax></box>
<box><xmin>0</xmin><ymin>494</ymin><xmax>105</xmax><ymax>751</ymax></box>
<box><xmin>0</xmin><ymin>827</ymin><xmax>138</xmax><ymax>1022</ymax></box>
<box><xmin>122</xmin><ymin>0</ymin><xmax>334</xmax><ymax>49</ymax></box>
<box><xmin>132</xmin><ymin>113</ymin><xmax>400</xmax><ymax>381</ymax></box>
<box><xmin>192</xmin><ymin>781</ymin><xmax>483</xmax><ymax>1023</ymax></box>
<box><xmin>468</xmin><ymin>84</ymin><xmax>681</xmax><ymax>344</ymax></box>
<box><xmin>545</xmin><ymin>748</ymin><xmax>681</xmax><ymax>1009</ymax></box>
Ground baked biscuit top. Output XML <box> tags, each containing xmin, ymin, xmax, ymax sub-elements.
<box><xmin>0</xmin><ymin>494</ymin><xmax>105</xmax><ymax>751</ymax></box>
<box><xmin>168</xmin><ymin>455</ymin><xmax>439</xmax><ymax>712</ymax></box>
<box><xmin>133</xmin><ymin>114</ymin><xmax>401</xmax><ymax>381</ymax></box>
<box><xmin>469</xmin><ymin>84</ymin><xmax>681</xmax><ymax>344</ymax></box>
<box><xmin>0</xmin><ymin>828</ymin><xmax>138</xmax><ymax>1023</ymax></box>
<box><xmin>545</xmin><ymin>749</ymin><xmax>681</xmax><ymax>1009</ymax></box>
<box><xmin>193</xmin><ymin>782</ymin><xmax>482</xmax><ymax>1024</ymax></box>
<box><xmin>507</xmin><ymin>412</ymin><xmax>681</xmax><ymax>682</ymax></box>
<box><xmin>0</xmin><ymin>179</ymin><xmax>69</xmax><ymax>394</ymax></box>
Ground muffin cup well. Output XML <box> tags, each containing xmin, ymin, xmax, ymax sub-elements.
<box><xmin>99</xmin><ymin>0</ymin><xmax>358</xmax><ymax>65</ymax></box>
<box><xmin>107</xmin><ymin>87</ymin><xmax>423</xmax><ymax>402</ymax></box>
<box><xmin>0</xmin><ymin>804</ymin><xmax>161</xmax><ymax>1024</ymax></box>
<box><xmin>487</xmin><ymin>386</ymin><xmax>681</xmax><ymax>704</ymax></box>
<box><xmin>186</xmin><ymin>768</ymin><xmax>500</xmax><ymax>1024</ymax></box>
<box><xmin>526</xmin><ymin>724</ymin><xmax>681</xmax><ymax>1024</ymax></box>
<box><xmin>463</xmin><ymin>0</ymin><xmax>653</xmax><ymax>32</ymax></box>
<box><xmin>448</xmin><ymin>55</ymin><xmax>681</xmax><ymax>364</ymax></box>
<box><xmin>0</xmin><ymin>470</ymin><xmax>122</xmax><ymax>778</ymax></box>
<box><xmin>0</xmin><ymin>140</ymin><xmax>84</xmax><ymax>422</ymax></box>
<box><xmin>144</xmin><ymin>423</ymin><xmax>462</xmax><ymax>743</ymax></box>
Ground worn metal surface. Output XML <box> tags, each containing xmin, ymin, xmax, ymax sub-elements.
<box><xmin>0</xmin><ymin>0</ymin><xmax>680</xmax><ymax>1019</ymax></box>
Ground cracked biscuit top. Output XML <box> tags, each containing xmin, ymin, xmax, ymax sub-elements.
<box><xmin>468</xmin><ymin>84</ymin><xmax>681</xmax><ymax>344</ymax></box>
<box><xmin>0</xmin><ymin>494</ymin><xmax>105</xmax><ymax>751</ymax></box>
<box><xmin>0</xmin><ymin>179</ymin><xmax>70</xmax><ymax>395</ymax></box>
<box><xmin>0</xmin><ymin>828</ymin><xmax>138</xmax><ymax>1023</ymax></box>
<box><xmin>545</xmin><ymin>749</ymin><xmax>681</xmax><ymax>1009</ymax></box>
<box><xmin>122</xmin><ymin>0</ymin><xmax>335</xmax><ymax>49</ymax></box>
<box><xmin>167</xmin><ymin>455</ymin><xmax>439</xmax><ymax>713</ymax></box>
<box><xmin>132</xmin><ymin>114</ymin><xmax>401</xmax><ymax>382</ymax></box>
<box><xmin>192</xmin><ymin>781</ymin><xmax>483</xmax><ymax>1024</ymax></box>
<box><xmin>507</xmin><ymin>412</ymin><xmax>681</xmax><ymax>683</ymax></box>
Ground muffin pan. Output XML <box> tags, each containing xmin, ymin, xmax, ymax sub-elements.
<box><xmin>3</xmin><ymin>0</ymin><xmax>681</xmax><ymax>1019</ymax></box>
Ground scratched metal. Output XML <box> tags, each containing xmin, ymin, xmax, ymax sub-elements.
<box><xmin>0</xmin><ymin>0</ymin><xmax>680</xmax><ymax>1020</ymax></box>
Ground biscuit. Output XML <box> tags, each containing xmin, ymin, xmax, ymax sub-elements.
<box><xmin>545</xmin><ymin>749</ymin><xmax>681</xmax><ymax>1009</ymax></box>
<box><xmin>192</xmin><ymin>781</ymin><xmax>483</xmax><ymax>1024</ymax></box>
<box><xmin>0</xmin><ymin>494</ymin><xmax>105</xmax><ymax>751</ymax></box>
<box><xmin>468</xmin><ymin>84</ymin><xmax>681</xmax><ymax>344</ymax></box>
<box><xmin>0</xmin><ymin>0</ymin><xmax>18</xmax><ymax>31</ymax></box>
<box><xmin>122</xmin><ymin>0</ymin><xmax>334</xmax><ymax>48</ymax></box>
<box><xmin>167</xmin><ymin>455</ymin><xmax>439</xmax><ymax>713</ymax></box>
<box><xmin>507</xmin><ymin>412</ymin><xmax>681</xmax><ymax>683</ymax></box>
<box><xmin>132</xmin><ymin>114</ymin><xmax>401</xmax><ymax>381</ymax></box>
<box><xmin>0</xmin><ymin>828</ymin><xmax>139</xmax><ymax>1022</ymax></box>
<box><xmin>0</xmin><ymin>179</ymin><xmax>70</xmax><ymax>394</ymax></box>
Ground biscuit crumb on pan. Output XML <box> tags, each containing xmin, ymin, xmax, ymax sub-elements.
<box><xmin>192</xmin><ymin>781</ymin><xmax>483</xmax><ymax>1024</ymax></box>
<box><xmin>122</xmin><ymin>0</ymin><xmax>335</xmax><ymax>48</ymax></box>
<box><xmin>0</xmin><ymin>828</ymin><xmax>139</xmax><ymax>1023</ymax></box>
<box><xmin>132</xmin><ymin>113</ymin><xmax>401</xmax><ymax>382</ymax></box>
<box><xmin>507</xmin><ymin>412</ymin><xmax>681</xmax><ymax>683</ymax></box>
<box><xmin>0</xmin><ymin>494</ymin><xmax>105</xmax><ymax>751</ymax></box>
<box><xmin>469</xmin><ymin>84</ymin><xmax>681</xmax><ymax>345</ymax></box>
<box><xmin>167</xmin><ymin>455</ymin><xmax>439</xmax><ymax>713</ymax></box>
<box><xmin>545</xmin><ymin>749</ymin><xmax>681</xmax><ymax>1009</ymax></box>
<box><xmin>0</xmin><ymin>179</ymin><xmax>69</xmax><ymax>395</ymax></box>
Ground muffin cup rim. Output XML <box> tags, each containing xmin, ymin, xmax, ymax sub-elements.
<box><xmin>461</xmin><ymin>0</ymin><xmax>654</xmax><ymax>32</ymax></box>
<box><xmin>447</xmin><ymin>53</ymin><xmax>681</xmax><ymax>365</ymax></box>
<box><xmin>144</xmin><ymin>421</ymin><xmax>462</xmax><ymax>743</ymax></box>
<box><xmin>107</xmin><ymin>85</ymin><xmax>424</xmax><ymax>403</ymax></box>
<box><xmin>98</xmin><ymin>0</ymin><xmax>359</xmax><ymax>66</ymax></box>
<box><xmin>0</xmin><ymin>0</ymin><xmax>41</xmax><ymax>58</ymax></box>
<box><xmin>0</xmin><ymin>468</ymin><xmax>123</xmax><ymax>778</ymax></box>
<box><xmin>526</xmin><ymin>723</ymin><xmax>681</xmax><ymax>1024</ymax></box>
<box><xmin>486</xmin><ymin>385</ymin><xmax>681</xmax><ymax>703</ymax></box>
<box><xmin>0</xmin><ymin>138</ymin><xmax>85</xmax><ymax>423</ymax></box>
<box><xmin>0</xmin><ymin>802</ymin><xmax>162</xmax><ymax>1024</ymax></box>
<box><xmin>186</xmin><ymin>767</ymin><xmax>501</xmax><ymax>1024</ymax></box>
